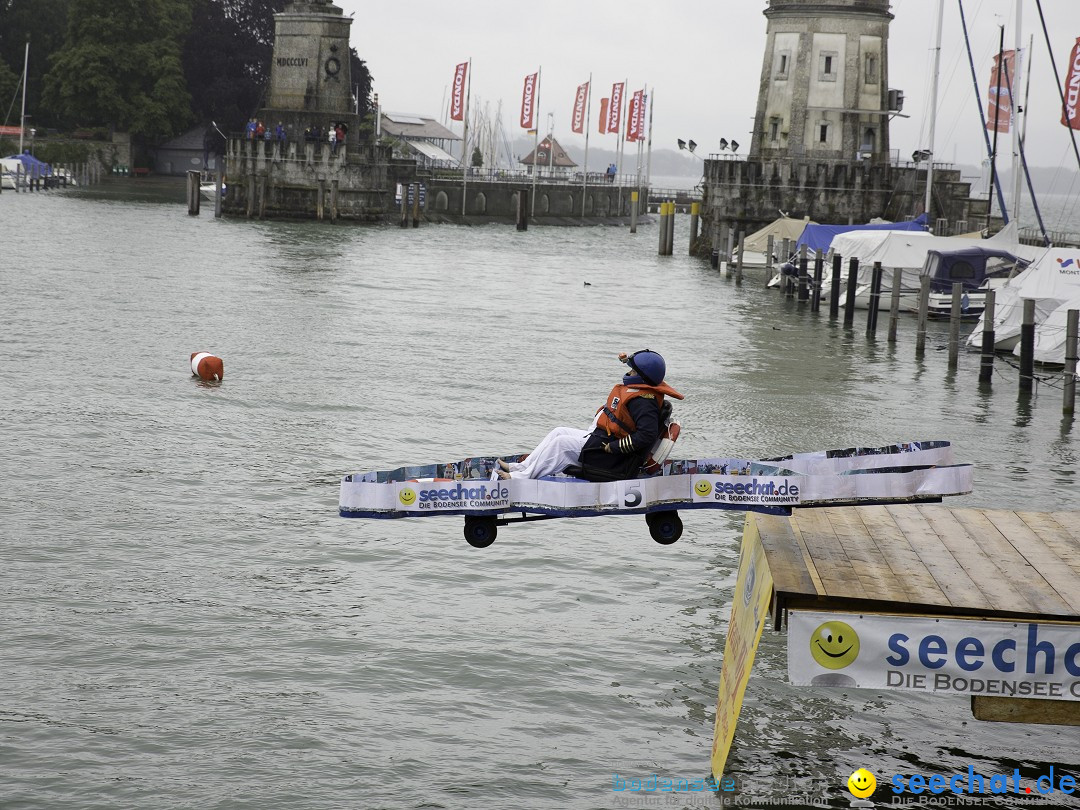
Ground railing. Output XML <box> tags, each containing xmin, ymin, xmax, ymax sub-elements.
<box><xmin>1019</xmin><ymin>226</ymin><xmax>1080</xmax><ymax>248</ymax></box>
<box><xmin>426</xmin><ymin>166</ymin><xmax>646</xmax><ymax>187</ymax></box>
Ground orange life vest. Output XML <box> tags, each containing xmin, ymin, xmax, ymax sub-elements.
<box><xmin>595</xmin><ymin>381</ymin><xmax>684</xmax><ymax>440</ymax></box>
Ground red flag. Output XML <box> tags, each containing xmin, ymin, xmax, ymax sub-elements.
<box><xmin>626</xmin><ymin>89</ymin><xmax>644</xmax><ymax>141</ymax></box>
<box><xmin>1063</xmin><ymin>37</ymin><xmax>1080</xmax><ymax>130</ymax></box>
<box><xmin>598</xmin><ymin>98</ymin><xmax>610</xmax><ymax>133</ymax></box>
<box><xmin>985</xmin><ymin>50</ymin><xmax>1017</xmax><ymax>133</ymax></box>
<box><xmin>607</xmin><ymin>82</ymin><xmax>624</xmax><ymax>134</ymax></box>
<box><xmin>571</xmin><ymin>81</ymin><xmax>589</xmax><ymax>134</ymax></box>
<box><xmin>450</xmin><ymin>62</ymin><xmax>468</xmax><ymax>122</ymax></box>
<box><xmin>520</xmin><ymin>72</ymin><xmax>538</xmax><ymax>129</ymax></box>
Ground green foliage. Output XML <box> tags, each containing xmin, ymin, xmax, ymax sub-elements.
<box><xmin>34</xmin><ymin>140</ymin><xmax>92</xmax><ymax>163</ymax></box>
<box><xmin>0</xmin><ymin>57</ymin><xmax>18</xmax><ymax>119</ymax></box>
<box><xmin>0</xmin><ymin>0</ymin><xmax>71</xmax><ymax>128</ymax></box>
<box><xmin>471</xmin><ymin>146</ymin><xmax>483</xmax><ymax>168</ymax></box>
<box><xmin>42</xmin><ymin>0</ymin><xmax>192</xmax><ymax>138</ymax></box>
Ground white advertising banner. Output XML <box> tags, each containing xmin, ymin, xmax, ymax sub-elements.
<box><xmin>789</xmin><ymin>611</ymin><xmax>1080</xmax><ymax>702</ymax></box>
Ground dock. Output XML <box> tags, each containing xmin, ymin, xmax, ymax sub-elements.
<box><xmin>711</xmin><ymin>505</ymin><xmax>1080</xmax><ymax>781</ymax></box>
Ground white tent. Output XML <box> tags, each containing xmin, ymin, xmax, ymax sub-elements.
<box><xmin>743</xmin><ymin>216</ymin><xmax>813</xmax><ymax>258</ymax></box>
<box><xmin>969</xmin><ymin>247</ymin><xmax>1080</xmax><ymax>350</ymax></box>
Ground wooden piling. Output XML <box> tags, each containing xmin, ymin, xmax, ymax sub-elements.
<box><xmin>1020</xmin><ymin>299</ymin><xmax>1036</xmax><ymax>394</ymax></box>
<box><xmin>866</xmin><ymin>262</ymin><xmax>883</xmax><ymax>337</ymax></box>
<box><xmin>630</xmin><ymin>191</ymin><xmax>639</xmax><ymax>234</ymax></box>
<box><xmin>726</xmin><ymin>228</ymin><xmax>735</xmax><ymax>273</ymax></box>
<box><xmin>667</xmin><ymin>202</ymin><xmax>676</xmax><ymax>256</ymax></box>
<box><xmin>516</xmin><ymin>190</ymin><xmax>527</xmax><ymax>231</ymax></box>
<box><xmin>316</xmin><ymin>179</ymin><xmax>325</xmax><ymax>221</ymax></box>
<box><xmin>658</xmin><ymin>202</ymin><xmax>667</xmax><ymax>255</ymax></box>
<box><xmin>214</xmin><ymin>173</ymin><xmax>223</xmax><ymax>218</ymax></box>
<box><xmin>797</xmin><ymin>245</ymin><xmax>809</xmax><ymax>303</ymax></box>
<box><xmin>412</xmin><ymin>182</ymin><xmax>420</xmax><ymax>227</ymax></box>
<box><xmin>399</xmin><ymin>184</ymin><xmax>408</xmax><ymax>227</ymax></box>
<box><xmin>690</xmin><ymin>202</ymin><xmax>700</xmax><ymax>254</ymax></box>
<box><xmin>916</xmin><ymin>275</ymin><xmax>931</xmax><ymax>356</ymax></box>
<box><xmin>948</xmin><ymin>282</ymin><xmax>963</xmax><ymax>368</ymax></box>
<box><xmin>979</xmin><ymin>289</ymin><xmax>996</xmax><ymax>384</ymax></box>
<box><xmin>735</xmin><ymin>231</ymin><xmax>745</xmax><ymax>284</ymax></box>
<box><xmin>1064</xmin><ymin>309</ymin><xmax>1078</xmax><ymax>415</ymax></box>
<box><xmin>765</xmin><ymin>235</ymin><xmax>775</xmax><ymax>287</ymax></box>
<box><xmin>187</xmin><ymin>171</ymin><xmax>201</xmax><ymax>215</ymax></box>
<box><xmin>258</xmin><ymin>175</ymin><xmax>267</xmax><ymax>219</ymax></box>
<box><xmin>331</xmin><ymin>179</ymin><xmax>339</xmax><ymax>222</ymax></box>
<box><xmin>810</xmin><ymin>249</ymin><xmax>823</xmax><ymax>312</ymax></box>
<box><xmin>887</xmin><ymin>269</ymin><xmax>903</xmax><ymax>343</ymax></box>
<box><xmin>246</xmin><ymin>175</ymin><xmax>255</xmax><ymax>218</ymax></box>
<box><xmin>829</xmin><ymin>254</ymin><xmax>842</xmax><ymax>319</ymax></box>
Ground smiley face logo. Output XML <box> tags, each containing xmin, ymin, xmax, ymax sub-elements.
<box><xmin>847</xmin><ymin>768</ymin><xmax>876</xmax><ymax>798</ymax></box>
<box><xmin>398</xmin><ymin>487</ymin><xmax>417</xmax><ymax>506</ymax></box>
<box><xmin>810</xmin><ymin>621</ymin><xmax>860</xmax><ymax>670</ymax></box>
<box><xmin>694</xmin><ymin>480</ymin><xmax>712</xmax><ymax>497</ymax></box>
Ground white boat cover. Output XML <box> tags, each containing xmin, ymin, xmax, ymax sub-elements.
<box><xmin>743</xmin><ymin>216</ymin><xmax>814</xmax><ymax>255</ymax></box>
<box><xmin>967</xmin><ymin>247</ymin><xmax>1080</xmax><ymax>349</ymax></box>
<box><xmin>1011</xmin><ymin>292</ymin><xmax>1080</xmax><ymax>365</ymax></box>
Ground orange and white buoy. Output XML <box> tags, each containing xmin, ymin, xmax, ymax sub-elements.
<box><xmin>190</xmin><ymin>352</ymin><xmax>224</xmax><ymax>382</ymax></box>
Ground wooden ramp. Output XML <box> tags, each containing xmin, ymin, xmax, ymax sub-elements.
<box><xmin>753</xmin><ymin>505</ymin><xmax>1080</xmax><ymax>628</ymax></box>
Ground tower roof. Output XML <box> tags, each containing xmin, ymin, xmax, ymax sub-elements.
<box><xmin>519</xmin><ymin>137</ymin><xmax>577</xmax><ymax>168</ymax></box>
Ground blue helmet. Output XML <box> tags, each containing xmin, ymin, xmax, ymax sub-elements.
<box><xmin>622</xmin><ymin>349</ymin><xmax>666</xmax><ymax>387</ymax></box>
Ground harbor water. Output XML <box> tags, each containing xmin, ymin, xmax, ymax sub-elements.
<box><xmin>1</xmin><ymin>180</ymin><xmax>1078</xmax><ymax>810</ymax></box>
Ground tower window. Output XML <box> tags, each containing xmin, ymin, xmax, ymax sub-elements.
<box><xmin>861</xmin><ymin>127</ymin><xmax>876</xmax><ymax>150</ymax></box>
<box><xmin>864</xmin><ymin>53</ymin><xmax>878</xmax><ymax>83</ymax></box>
<box><xmin>818</xmin><ymin>51</ymin><xmax>838</xmax><ymax>82</ymax></box>
<box><xmin>819</xmin><ymin>123</ymin><xmax>829</xmax><ymax>144</ymax></box>
<box><xmin>776</xmin><ymin>51</ymin><xmax>790</xmax><ymax>80</ymax></box>
<box><xmin>769</xmin><ymin>117</ymin><xmax>781</xmax><ymax>142</ymax></box>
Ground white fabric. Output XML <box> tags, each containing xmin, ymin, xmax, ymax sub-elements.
<box><xmin>1014</xmin><ymin>292</ymin><xmax>1080</xmax><ymax>365</ymax></box>
<box><xmin>505</xmin><ymin>413</ymin><xmax>601</xmax><ymax>480</ymax></box>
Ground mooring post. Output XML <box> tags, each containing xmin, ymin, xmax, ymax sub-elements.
<box><xmin>810</xmin><ymin>249</ymin><xmax>823</xmax><ymax>312</ymax></box>
<box><xmin>1064</xmin><ymin>309</ymin><xmax>1078</xmax><ymax>415</ymax></box>
<box><xmin>797</xmin><ymin>244</ymin><xmax>809</xmax><ymax>302</ymax></box>
<box><xmin>660</xmin><ymin>201</ymin><xmax>669</xmax><ymax>254</ymax></box>
<box><xmin>979</xmin><ymin>289</ymin><xmax>996</xmax><ymax>384</ymax></box>
<box><xmin>214</xmin><ymin>172</ymin><xmax>223</xmax><ymax>218</ymax></box>
<box><xmin>866</xmin><ymin>262</ymin><xmax>883</xmax><ymax>337</ymax></box>
<box><xmin>765</xmin><ymin>235</ymin><xmax>775</xmax><ymax>287</ymax></box>
<box><xmin>630</xmin><ymin>191</ymin><xmax>639</xmax><ymax>234</ymax></box>
<box><xmin>735</xmin><ymin>231</ymin><xmax>745</xmax><ymax>284</ymax></box>
<box><xmin>829</xmin><ymin>254</ymin><xmax>842</xmax><ymax>319</ymax></box>
<box><xmin>916</xmin><ymin>275</ymin><xmax>931</xmax><ymax>356</ymax></box>
<box><xmin>658</xmin><ymin>202</ymin><xmax>667</xmax><ymax>255</ymax></box>
<box><xmin>412</xmin><ymin>183</ymin><xmax>420</xmax><ymax>227</ymax></box>
<box><xmin>1020</xmin><ymin>298</ymin><xmax>1036</xmax><ymax>394</ymax></box>
<box><xmin>316</xmin><ymin>179</ymin><xmax>325</xmax><ymax>221</ymax></box>
<box><xmin>187</xmin><ymin>170</ymin><xmax>200</xmax><ymax>215</ymax></box>
<box><xmin>516</xmin><ymin>190</ymin><xmax>527</xmax><ymax>231</ymax></box>
<box><xmin>330</xmin><ymin>179</ymin><xmax>340</xmax><ymax>222</ymax></box>
<box><xmin>888</xmin><ymin>269</ymin><xmax>904</xmax><ymax>343</ymax></box>
<box><xmin>726</xmin><ymin>228</ymin><xmax>735</xmax><ymax>274</ymax></box>
<box><xmin>690</xmin><ymin>203</ymin><xmax>700</xmax><ymax>254</ymax></box>
<box><xmin>718</xmin><ymin>223</ymin><xmax>729</xmax><ymax>270</ymax></box>
<box><xmin>948</xmin><ymin>282</ymin><xmax>963</xmax><ymax>368</ymax></box>
<box><xmin>399</xmin><ymin>184</ymin><xmax>408</xmax><ymax>228</ymax></box>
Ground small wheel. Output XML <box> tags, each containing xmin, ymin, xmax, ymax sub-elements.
<box><xmin>647</xmin><ymin>511</ymin><xmax>683</xmax><ymax>545</ymax></box>
<box><xmin>464</xmin><ymin>516</ymin><xmax>497</xmax><ymax>548</ymax></box>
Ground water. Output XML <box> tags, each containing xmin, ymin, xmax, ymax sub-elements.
<box><xmin>1</xmin><ymin>180</ymin><xmax>1078</xmax><ymax>810</ymax></box>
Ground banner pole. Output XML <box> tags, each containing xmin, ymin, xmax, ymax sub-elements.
<box><xmin>461</xmin><ymin>57</ymin><xmax>471</xmax><ymax>216</ymax></box>
<box><xmin>582</xmin><ymin>73</ymin><xmax>591</xmax><ymax>220</ymax></box>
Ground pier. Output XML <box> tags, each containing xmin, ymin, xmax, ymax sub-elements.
<box><xmin>712</xmin><ymin>505</ymin><xmax>1080</xmax><ymax>778</ymax></box>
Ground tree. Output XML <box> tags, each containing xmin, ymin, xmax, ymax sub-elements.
<box><xmin>471</xmin><ymin>145</ymin><xmax>483</xmax><ymax>168</ymax></box>
<box><xmin>42</xmin><ymin>0</ymin><xmax>192</xmax><ymax>138</ymax></box>
<box><xmin>0</xmin><ymin>0</ymin><xmax>71</xmax><ymax>129</ymax></box>
<box><xmin>0</xmin><ymin>57</ymin><xmax>18</xmax><ymax>122</ymax></box>
<box><xmin>349</xmin><ymin>47</ymin><xmax>373</xmax><ymax>121</ymax></box>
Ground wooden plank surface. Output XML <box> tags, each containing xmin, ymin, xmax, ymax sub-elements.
<box><xmin>766</xmin><ymin>506</ymin><xmax>1080</xmax><ymax>621</ymax></box>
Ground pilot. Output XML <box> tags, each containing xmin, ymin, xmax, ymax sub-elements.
<box><xmin>497</xmin><ymin>350</ymin><xmax>683</xmax><ymax>481</ymax></box>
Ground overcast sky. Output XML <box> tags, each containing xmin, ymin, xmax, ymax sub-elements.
<box><xmin>336</xmin><ymin>0</ymin><xmax>1080</xmax><ymax>172</ymax></box>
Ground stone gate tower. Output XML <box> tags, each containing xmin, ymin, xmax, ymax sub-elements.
<box><xmin>261</xmin><ymin>0</ymin><xmax>359</xmax><ymax>144</ymax></box>
<box><xmin>749</xmin><ymin>0</ymin><xmax>895</xmax><ymax>163</ymax></box>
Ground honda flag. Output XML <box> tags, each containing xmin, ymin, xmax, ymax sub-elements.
<box><xmin>520</xmin><ymin>72</ymin><xmax>538</xmax><ymax>129</ymax></box>
<box><xmin>626</xmin><ymin>89</ymin><xmax>644</xmax><ymax>141</ymax></box>
<box><xmin>450</xmin><ymin>62</ymin><xmax>468</xmax><ymax>122</ymax></box>
<box><xmin>571</xmin><ymin>81</ymin><xmax>589</xmax><ymax>134</ymax></box>
<box><xmin>607</xmin><ymin>82</ymin><xmax>624</xmax><ymax>135</ymax></box>
<box><xmin>598</xmin><ymin>98</ymin><xmax>610</xmax><ymax>133</ymax></box>
<box><xmin>985</xmin><ymin>50</ymin><xmax>1017</xmax><ymax>133</ymax></box>
<box><xmin>1063</xmin><ymin>37</ymin><xmax>1080</xmax><ymax>130</ymax></box>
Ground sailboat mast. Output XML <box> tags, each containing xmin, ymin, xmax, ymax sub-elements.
<box><xmin>925</xmin><ymin>0</ymin><xmax>943</xmax><ymax>228</ymax></box>
<box><xmin>988</xmin><ymin>25</ymin><xmax>1006</xmax><ymax>229</ymax></box>
<box><xmin>19</xmin><ymin>39</ymin><xmax>29</xmax><ymax>155</ymax></box>
<box><xmin>1010</xmin><ymin>0</ymin><xmax>1023</xmax><ymax>225</ymax></box>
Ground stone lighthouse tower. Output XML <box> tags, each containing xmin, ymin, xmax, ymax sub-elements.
<box><xmin>749</xmin><ymin>0</ymin><xmax>895</xmax><ymax>163</ymax></box>
<box><xmin>260</xmin><ymin>0</ymin><xmax>359</xmax><ymax>145</ymax></box>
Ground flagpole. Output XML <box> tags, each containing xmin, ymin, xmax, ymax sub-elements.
<box><xmin>645</xmin><ymin>88</ymin><xmax>654</xmax><ymax>198</ymax></box>
<box><xmin>924</xmin><ymin>0</ymin><xmax>943</xmax><ymax>228</ymax></box>
<box><xmin>1010</xmin><ymin>0</ymin><xmax>1022</xmax><ymax>225</ymax></box>
<box><xmin>19</xmin><ymin>39</ymin><xmax>29</xmax><ymax>154</ymax></box>
<box><xmin>636</xmin><ymin>86</ymin><xmax>646</xmax><ymax>197</ymax></box>
<box><xmin>461</xmin><ymin>57</ymin><xmax>471</xmax><ymax>216</ymax></box>
<box><xmin>582</xmin><ymin>73</ymin><xmax>592</xmax><ymax>219</ymax></box>
<box><xmin>616</xmin><ymin>76</ymin><xmax>627</xmax><ymax>211</ymax></box>
<box><xmin>531</xmin><ymin>66</ymin><xmax>541</xmax><ymax>216</ymax></box>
